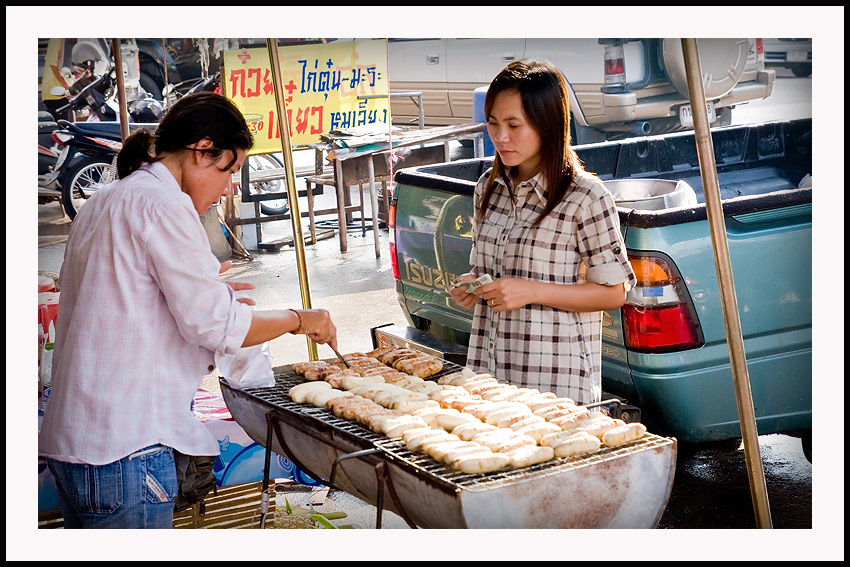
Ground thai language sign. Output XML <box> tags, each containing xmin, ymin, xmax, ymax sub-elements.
<box><xmin>222</xmin><ymin>39</ymin><xmax>390</xmax><ymax>152</ymax></box>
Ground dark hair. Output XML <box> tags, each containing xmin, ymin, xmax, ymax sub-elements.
<box><xmin>116</xmin><ymin>91</ymin><xmax>254</xmax><ymax>179</ymax></box>
<box><xmin>477</xmin><ymin>58</ymin><xmax>584</xmax><ymax>228</ymax></box>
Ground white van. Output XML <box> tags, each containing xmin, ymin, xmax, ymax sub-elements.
<box><xmin>387</xmin><ymin>38</ymin><xmax>775</xmax><ymax>144</ymax></box>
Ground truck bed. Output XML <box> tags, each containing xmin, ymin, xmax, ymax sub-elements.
<box><xmin>390</xmin><ymin>118</ymin><xmax>812</xmax><ymax>445</ymax></box>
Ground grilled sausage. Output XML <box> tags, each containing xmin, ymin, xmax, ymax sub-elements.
<box><xmin>602</xmin><ymin>422</ymin><xmax>647</xmax><ymax>447</ymax></box>
<box><xmin>513</xmin><ymin>421</ymin><xmax>562</xmax><ymax>443</ymax></box>
<box><xmin>428</xmin><ymin>440</ymin><xmax>479</xmax><ymax>463</ymax></box>
<box><xmin>289</xmin><ymin>381</ymin><xmax>332</xmax><ymax>404</ymax></box>
<box><xmin>436</xmin><ymin>410</ymin><xmax>482</xmax><ymax>431</ymax></box>
<box><xmin>551</xmin><ymin>432</ymin><xmax>602</xmax><ymax>458</ymax></box>
<box><xmin>404</xmin><ymin>428</ymin><xmax>451</xmax><ymax>452</ymax></box>
<box><xmin>308</xmin><ymin>388</ymin><xmax>353</xmax><ymax>408</ymax></box>
<box><xmin>452</xmin><ymin>422</ymin><xmax>499</xmax><ymax>441</ymax></box>
<box><xmin>505</xmin><ymin>444</ymin><xmax>555</xmax><ymax>469</ymax></box>
<box><xmin>579</xmin><ymin>418</ymin><xmax>625</xmax><ymax>439</ymax></box>
<box><xmin>445</xmin><ymin>444</ymin><xmax>495</xmax><ymax>467</ymax></box>
<box><xmin>454</xmin><ymin>452</ymin><xmax>510</xmax><ymax>474</ymax></box>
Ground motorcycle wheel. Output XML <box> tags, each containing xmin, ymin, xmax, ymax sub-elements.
<box><xmin>246</xmin><ymin>153</ymin><xmax>289</xmax><ymax>217</ymax></box>
<box><xmin>61</xmin><ymin>156</ymin><xmax>116</xmax><ymax>220</ymax></box>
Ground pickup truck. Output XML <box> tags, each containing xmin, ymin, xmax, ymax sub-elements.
<box><xmin>380</xmin><ymin>118</ymin><xmax>812</xmax><ymax>459</ymax></box>
<box><xmin>388</xmin><ymin>38</ymin><xmax>776</xmax><ymax>144</ymax></box>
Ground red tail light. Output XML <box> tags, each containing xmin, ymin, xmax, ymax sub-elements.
<box><xmin>622</xmin><ymin>253</ymin><xmax>703</xmax><ymax>352</ymax></box>
<box><xmin>602</xmin><ymin>41</ymin><xmax>627</xmax><ymax>92</ymax></box>
<box><xmin>622</xmin><ymin>304</ymin><xmax>701</xmax><ymax>351</ymax></box>
<box><xmin>755</xmin><ymin>38</ymin><xmax>763</xmax><ymax>54</ymax></box>
<box><xmin>604</xmin><ymin>55</ymin><xmax>625</xmax><ymax>76</ymax></box>
<box><xmin>389</xmin><ymin>242</ymin><xmax>400</xmax><ymax>279</ymax></box>
<box><xmin>389</xmin><ymin>198</ymin><xmax>400</xmax><ymax>280</ymax></box>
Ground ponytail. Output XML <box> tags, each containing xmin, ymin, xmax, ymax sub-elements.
<box><xmin>116</xmin><ymin>128</ymin><xmax>157</xmax><ymax>179</ymax></box>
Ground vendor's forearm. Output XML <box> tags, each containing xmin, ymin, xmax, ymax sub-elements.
<box><xmin>533</xmin><ymin>280</ymin><xmax>627</xmax><ymax>312</ymax></box>
<box><xmin>242</xmin><ymin>309</ymin><xmax>301</xmax><ymax>347</ymax></box>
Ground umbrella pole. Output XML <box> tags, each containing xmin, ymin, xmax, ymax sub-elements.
<box><xmin>266</xmin><ymin>39</ymin><xmax>318</xmax><ymax>361</ymax></box>
<box><xmin>111</xmin><ymin>38</ymin><xmax>129</xmax><ymax>142</ymax></box>
<box><xmin>681</xmin><ymin>38</ymin><xmax>772</xmax><ymax>529</ymax></box>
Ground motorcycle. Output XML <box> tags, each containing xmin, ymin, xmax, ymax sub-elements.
<box><xmin>38</xmin><ymin>110</ymin><xmax>61</xmax><ymax>177</ymax></box>
<box><xmin>41</xmin><ymin>68</ymin><xmax>285</xmax><ymax>221</ymax></box>
<box><xmin>38</xmin><ymin>69</ymin><xmax>164</xmax><ymax>219</ymax></box>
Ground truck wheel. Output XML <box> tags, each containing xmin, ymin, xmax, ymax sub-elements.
<box><xmin>570</xmin><ymin>120</ymin><xmax>606</xmax><ymax>145</ymax></box>
<box><xmin>61</xmin><ymin>156</ymin><xmax>116</xmax><ymax>220</ymax></box>
<box><xmin>800</xmin><ymin>429</ymin><xmax>812</xmax><ymax>463</ymax></box>
<box><xmin>139</xmin><ymin>71</ymin><xmax>164</xmax><ymax>100</ymax></box>
<box><xmin>791</xmin><ymin>64</ymin><xmax>812</xmax><ymax>78</ymax></box>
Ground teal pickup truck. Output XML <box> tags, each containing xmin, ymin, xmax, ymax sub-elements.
<box><xmin>382</xmin><ymin>118</ymin><xmax>812</xmax><ymax>458</ymax></box>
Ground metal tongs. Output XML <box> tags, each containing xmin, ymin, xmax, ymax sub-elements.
<box><xmin>329</xmin><ymin>344</ymin><xmax>350</xmax><ymax>368</ymax></box>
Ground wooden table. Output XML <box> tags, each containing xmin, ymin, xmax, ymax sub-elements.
<box><xmin>227</xmin><ymin>123</ymin><xmax>485</xmax><ymax>257</ymax></box>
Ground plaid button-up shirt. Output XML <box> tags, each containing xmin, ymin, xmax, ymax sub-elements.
<box><xmin>466</xmin><ymin>168</ymin><xmax>636</xmax><ymax>404</ymax></box>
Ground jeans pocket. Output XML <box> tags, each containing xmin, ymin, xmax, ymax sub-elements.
<box><xmin>58</xmin><ymin>460</ymin><xmax>124</xmax><ymax>515</ymax></box>
<box><xmin>144</xmin><ymin>446</ymin><xmax>178</xmax><ymax>504</ymax></box>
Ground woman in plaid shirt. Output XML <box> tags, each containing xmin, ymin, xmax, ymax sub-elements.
<box><xmin>449</xmin><ymin>59</ymin><xmax>636</xmax><ymax>405</ymax></box>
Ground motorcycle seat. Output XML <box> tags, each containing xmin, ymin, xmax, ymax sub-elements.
<box><xmin>39</xmin><ymin>111</ymin><xmax>57</xmax><ymax>126</ymax></box>
<box><xmin>58</xmin><ymin>120</ymin><xmax>158</xmax><ymax>140</ymax></box>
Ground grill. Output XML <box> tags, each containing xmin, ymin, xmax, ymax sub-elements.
<box><xmin>220</xmin><ymin>363</ymin><xmax>677</xmax><ymax>529</ymax></box>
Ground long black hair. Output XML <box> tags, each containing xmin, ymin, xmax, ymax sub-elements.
<box><xmin>116</xmin><ymin>91</ymin><xmax>254</xmax><ymax>179</ymax></box>
<box><xmin>477</xmin><ymin>58</ymin><xmax>584</xmax><ymax>228</ymax></box>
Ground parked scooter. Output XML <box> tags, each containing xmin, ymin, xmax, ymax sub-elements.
<box><xmin>38</xmin><ymin>110</ymin><xmax>61</xmax><ymax>177</ymax></box>
<box><xmin>38</xmin><ymin>74</ymin><xmax>164</xmax><ymax>219</ymax></box>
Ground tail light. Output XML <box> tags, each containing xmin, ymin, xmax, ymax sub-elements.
<box><xmin>600</xmin><ymin>39</ymin><xmax>627</xmax><ymax>93</ymax></box>
<box><xmin>622</xmin><ymin>253</ymin><xmax>703</xmax><ymax>352</ymax></box>
<box><xmin>754</xmin><ymin>38</ymin><xmax>765</xmax><ymax>65</ymax></box>
<box><xmin>388</xmin><ymin>194</ymin><xmax>400</xmax><ymax>280</ymax></box>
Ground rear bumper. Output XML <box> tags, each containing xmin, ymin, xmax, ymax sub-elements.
<box><xmin>584</xmin><ymin>71</ymin><xmax>776</xmax><ymax>128</ymax></box>
<box><xmin>624</xmin><ymin>344</ymin><xmax>811</xmax><ymax>443</ymax></box>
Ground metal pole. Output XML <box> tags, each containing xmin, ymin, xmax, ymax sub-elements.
<box><xmin>266</xmin><ymin>39</ymin><xmax>318</xmax><ymax>361</ymax></box>
<box><xmin>367</xmin><ymin>156</ymin><xmax>381</xmax><ymax>258</ymax></box>
<box><xmin>680</xmin><ymin>38</ymin><xmax>772</xmax><ymax>529</ymax></box>
<box><xmin>111</xmin><ymin>38</ymin><xmax>129</xmax><ymax>141</ymax></box>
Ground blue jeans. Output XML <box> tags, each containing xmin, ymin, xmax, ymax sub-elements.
<box><xmin>47</xmin><ymin>444</ymin><xmax>177</xmax><ymax>529</ymax></box>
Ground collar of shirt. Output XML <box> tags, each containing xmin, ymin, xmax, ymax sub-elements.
<box><xmin>145</xmin><ymin>160</ymin><xmax>182</xmax><ymax>192</ymax></box>
<box><xmin>495</xmin><ymin>169</ymin><xmax>548</xmax><ymax>210</ymax></box>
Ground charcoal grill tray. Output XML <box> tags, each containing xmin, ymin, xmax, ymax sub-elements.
<box><xmin>221</xmin><ymin>364</ymin><xmax>678</xmax><ymax>528</ymax></box>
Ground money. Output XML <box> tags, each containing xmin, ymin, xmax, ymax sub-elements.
<box><xmin>451</xmin><ymin>273</ymin><xmax>494</xmax><ymax>293</ymax></box>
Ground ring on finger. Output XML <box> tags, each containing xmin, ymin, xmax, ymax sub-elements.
<box><xmin>489</xmin><ymin>298</ymin><xmax>495</xmax><ymax>307</ymax></box>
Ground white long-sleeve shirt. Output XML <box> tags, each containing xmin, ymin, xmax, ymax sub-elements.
<box><xmin>39</xmin><ymin>161</ymin><xmax>252</xmax><ymax>465</ymax></box>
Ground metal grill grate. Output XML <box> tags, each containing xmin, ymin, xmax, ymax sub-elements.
<box><xmin>237</xmin><ymin>365</ymin><xmax>674</xmax><ymax>492</ymax></box>
<box><xmin>375</xmin><ymin>433</ymin><xmax>674</xmax><ymax>490</ymax></box>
